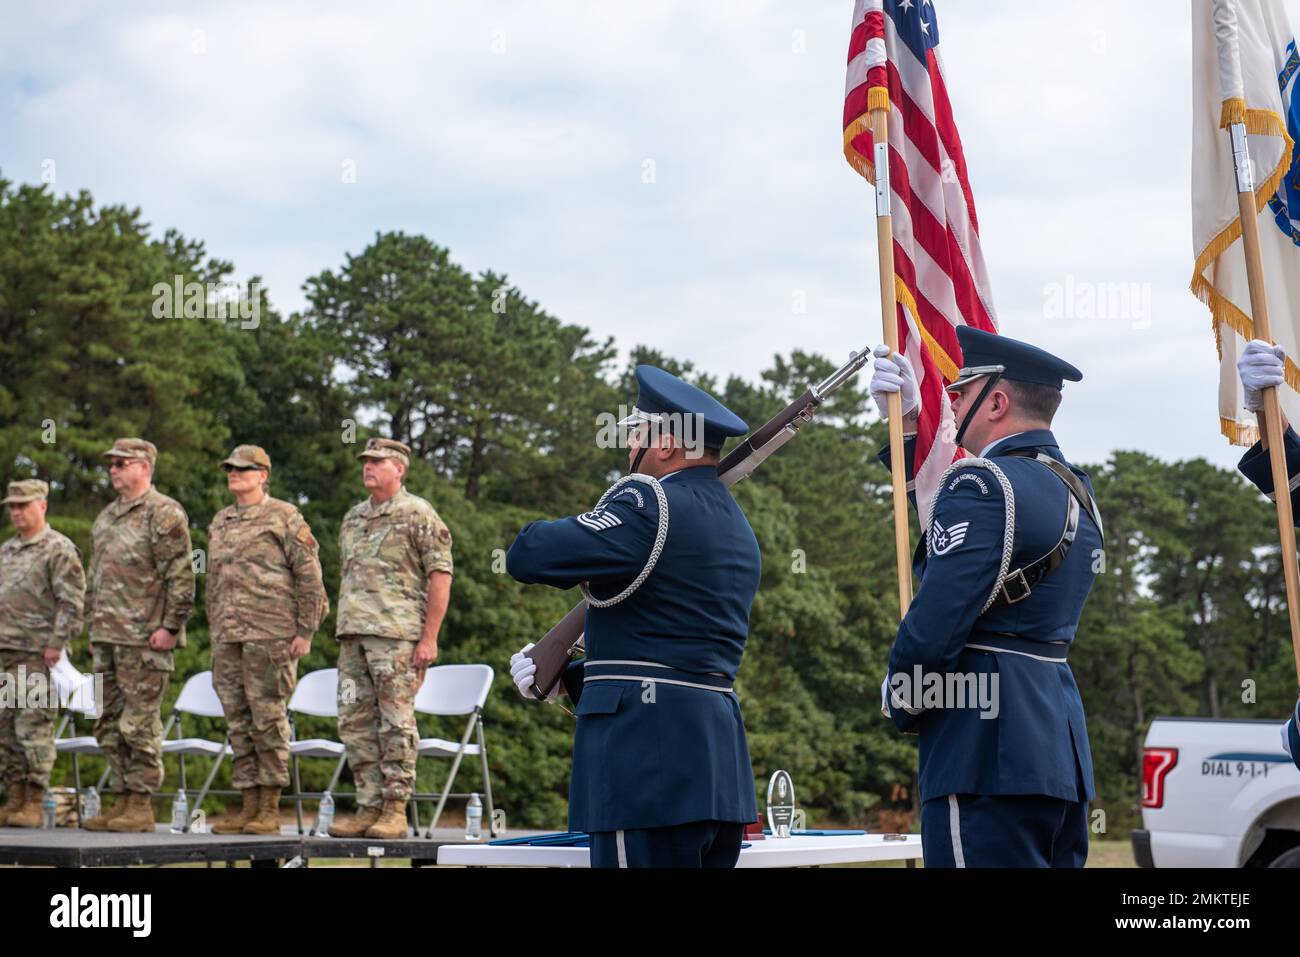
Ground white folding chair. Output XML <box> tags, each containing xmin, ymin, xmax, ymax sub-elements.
<box><xmin>51</xmin><ymin>652</ymin><xmax>105</xmax><ymax>820</ymax></box>
<box><xmin>287</xmin><ymin>668</ymin><xmax>348</xmax><ymax>835</ymax></box>
<box><xmin>411</xmin><ymin>664</ymin><xmax>497</xmax><ymax>838</ymax></box>
<box><xmin>160</xmin><ymin>670</ymin><xmax>234</xmax><ymax>831</ymax></box>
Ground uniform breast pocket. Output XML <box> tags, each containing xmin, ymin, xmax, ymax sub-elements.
<box><xmin>244</xmin><ymin>530</ymin><xmax>290</xmax><ymax>573</ymax></box>
<box><xmin>355</xmin><ymin>526</ymin><xmax>392</xmax><ymax>562</ymax></box>
<box><xmin>340</xmin><ymin>525</ymin><xmax>378</xmax><ymax>571</ymax></box>
<box><xmin>576</xmin><ymin>684</ymin><xmax>624</xmax><ymax>717</ymax></box>
<box><xmin>377</xmin><ymin>524</ymin><xmax>409</xmax><ymax>561</ymax></box>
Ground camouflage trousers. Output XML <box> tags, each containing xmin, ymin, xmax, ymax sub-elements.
<box><xmin>336</xmin><ymin>635</ymin><xmax>424</xmax><ymax>805</ymax></box>
<box><xmin>211</xmin><ymin>639</ymin><xmax>297</xmax><ymax>789</ymax></box>
<box><xmin>0</xmin><ymin>649</ymin><xmax>56</xmax><ymax>788</ymax></box>
<box><xmin>91</xmin><ymin>643</ymin><xmax>172</xmax><ymax>794</ymax></box>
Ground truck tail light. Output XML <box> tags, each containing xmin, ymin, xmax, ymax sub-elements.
<box><xmin>1142</xmin><ymin>747</ymin><xmax>1178</xmax><ymax>808</ymax></box>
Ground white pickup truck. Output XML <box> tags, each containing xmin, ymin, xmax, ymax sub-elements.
<box><xmin>1134</xmin><ymin>717</ymin><xmax>1300</xmax><ymax>867</ymax></box>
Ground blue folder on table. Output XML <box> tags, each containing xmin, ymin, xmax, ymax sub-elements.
<box><xmin>489</xmin><ymin>831</ymin><xmax>591</xmax><ymax>847</ymax></box>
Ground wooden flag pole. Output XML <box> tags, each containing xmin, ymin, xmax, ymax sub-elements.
<box><xmin>1229</xmin><ymin>123</ymin><xmax>1300</xmax><ymax>684</ymax></box>
<box><xmin>871</xmin><ymin>106</ymin><xmax>913</xmax><ymax>617</ymax></box>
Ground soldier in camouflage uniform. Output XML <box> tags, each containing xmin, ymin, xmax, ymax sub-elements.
<box><xmin>328</xmin><ymin>438</ymin><xmax>453</xmax><ymax>840</ymax></box>
<box><xmin>207</xmin><ymin>445</ymin><xmax>328</xmax><ymax>835</ymax></box>
<box><xmin>0</xmin><ymin>480</ymin><xmax>85</xmax><ymax>828</ymax></box>
<box><xmin>83</xmin><ymin>438</ymin><xmax>196</xmax><ymax>833</ymax></box>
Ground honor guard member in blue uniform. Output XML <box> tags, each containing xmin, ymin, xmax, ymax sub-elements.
<box><xmin>506</xmin><ymin>366</ymin><xmax>762</xmax><ymax>868</ymax></box>
<box><xmin>870</xmin><ymin>327</ymin><xmax>1103</xmax><ymax>867</ymax></box>
<box><xmin>1234</xmin><ymin>338</ymin><xmax>1300</xmax><ymax>769</ymax></box>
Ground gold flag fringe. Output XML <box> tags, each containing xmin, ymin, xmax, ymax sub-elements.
<box><xmin>1191</xmin><ymin>98</ymin><xmax>1297</xmax><ymax>446</ymax></box>
<box><xmin>894</xmin><ymin>279</ymin><xmax>960</xmax><ymax>382</ymax></box>
<box><xmin>1221</xmin><ymin>415</ymin><xmax>1261</xmax><ymax>447</ymax></box>
<box><xmin>842</xmin><ymin>86</ymin><xmax>890</xmax><ymax>181</ymax></box>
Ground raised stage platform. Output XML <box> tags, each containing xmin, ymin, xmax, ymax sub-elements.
<box><xmin>0</xmin><ymin>824</ymin><xmax>536</xmax><ymax>868</ymax></box>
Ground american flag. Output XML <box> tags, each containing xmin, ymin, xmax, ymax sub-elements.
<box><xmin>843</xmin><ymin>0</ymin><xmax>998</xmax><ymax>517</ymax></box>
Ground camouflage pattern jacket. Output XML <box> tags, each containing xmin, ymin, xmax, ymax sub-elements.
<box><xmin>336</xmin><ymin>487</ymin><xmax>453</xmax><ymax>642</ymax></box>
<box><xmin>207</xmin><ymin>497</ymin><xmax>329</xmax><ymax>642</ymax></box>
<box><xmin>87</xmin><ymin>488</ymin><xmax>195</xmax><ymax>647</ymax></box>
<box><xmin>0</xmin><ymin>526</ymin><xmax>86</xmax><ymax>652</ymax></box>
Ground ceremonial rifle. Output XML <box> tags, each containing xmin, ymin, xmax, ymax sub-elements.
<box><xmin>525</xmin><ymin>346</ymin><xmax>873</xmax><ymax>698</ymax></box>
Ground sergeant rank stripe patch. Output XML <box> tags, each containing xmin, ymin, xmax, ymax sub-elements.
<box><xmin>931</xmin><ymin>519</ymin><xmax>970</xmax><ymax>555</ymax></box>
<box><xmin>577</xmin><ymin>510</ymin><xmax>623</xmax><ymax>532</ymax></box>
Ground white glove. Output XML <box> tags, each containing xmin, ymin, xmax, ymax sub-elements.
<box><xmin>1282</xmin><ymin>718</ymin><xmax>1294</xmax><ymax>759</ymax></box>
<box><xmin>1238</xmin><ymin>339</ymin><xmax>1285</xmax><ymax>413</ymax></box>
<box><xmin>870</xmin><ymin>344</ymin><xmax>920</xmax><ymax>420</ymax></box>
<box><xmin>510</xmin><ymin>643</ymin><xmax>558</xmax><ymax>702</ymax></box>
<box><xmin>880</xmin><ymin>675</ymin><xmax>891</xmax><ymax>718</ymax></box>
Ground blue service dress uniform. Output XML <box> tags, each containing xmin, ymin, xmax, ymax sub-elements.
<box><xmin>1239</xmin><ymin>425</ymin><xmax>1300</xmax><ymax>520</ymax></box>
<box><xmin>1238</xmin><ymin>427</ymin><xmax>1300</xmax><ymax>771</ymax></box>
<box><xmin>506</xmin><ymin>464</ymin><xmax>762</xmax><ymax>868</ymax></box>
<box><xmin>880</xmin><ymin>427</ymin><xmax>1101</xmax><ymax>867</ymax></box>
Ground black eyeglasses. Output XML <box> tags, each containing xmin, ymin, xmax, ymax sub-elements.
<box><xmin>223</xmin><ymin>466</ymin><xmax>262</xmax><ymax>474</ymax></box>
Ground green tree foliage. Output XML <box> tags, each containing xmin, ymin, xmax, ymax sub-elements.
<box><xmin>4</xmin><ymin>176</ymin><xmax>1297</xmax><ymax>832</ymax></box>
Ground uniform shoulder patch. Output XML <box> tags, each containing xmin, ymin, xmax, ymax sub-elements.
<box><xmin>946</xmin><ymin>469</ymin><xmax>991</xmax><ymax>496</ymax></box>
<box><xmin>154</xmin><ymin>505</ymin><xmax>187</xmax><ymax>537</ymax></box>
<box><xmin>576</xmin><ymin>508</ymin><xmax>623</xmax><ymax>533</ymax></box>
<box><xmin>930</xmin><ymin>518</ymin><xmax>971</xmax><ymax>555</ymax></box>
<box><xmin>610</xmin><ymin>485</ymin><xmax>647</xmax><ymax>509</ymax></box>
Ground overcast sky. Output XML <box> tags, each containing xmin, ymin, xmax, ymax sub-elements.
<box><xmin>5</xmin><ymin>0</ymin><xmax>1299</xmax><ymax>470</ymax></box>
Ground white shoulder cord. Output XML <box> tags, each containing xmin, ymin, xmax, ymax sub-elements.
<box><xmin>927</xmin><ymin>458</ymin><xmax>1016</xmax><ymax>615</ymax></box>
<box><xmin>579</xmin><ymin>473</ymin><xmax>670</xmax><ymax>608</ymax></box>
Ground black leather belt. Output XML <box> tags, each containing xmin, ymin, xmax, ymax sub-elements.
<box><xmin>964</xmin><ymin>632</ymin><xmax>1070</xmax><ymax>663</ymax></box>
<box><xmin>581</xmin><ymin>659</ymin><xmax>734</xmax><ymax>693</ymax></box>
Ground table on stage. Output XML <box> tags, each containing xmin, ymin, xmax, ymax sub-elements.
<box><xmin>437</xmin><ymin>832</ymin><xmax>922</xmax><ymax>868</ymax></box>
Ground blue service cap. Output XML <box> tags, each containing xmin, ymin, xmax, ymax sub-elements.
<box><xmin>951</xmin><ymin>326</ymin><xmax>1082</xmax><ymax>390</ymax></box>
<box><xmin>617</xmin><ymin>365</ymin><xmax>749</xmax><ymax>450</ymax></box>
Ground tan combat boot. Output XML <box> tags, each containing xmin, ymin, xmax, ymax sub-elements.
<box><xmin>107</xmin><ymin>791</ymin><xmax>156</xmax><ymax>833</ymax></box>
<box><xmin>0</xmin><ymin>781</ymin><xmax>25</xmax><ymax>826</ymax></box>
<box><xmin>363</xmin><ymin>799</ymin><xmax>411</xmax><ymax>840</ymax></box>
<box><xmin>8</xmin><ymin>785</ymin><xmax>44</xmax><ymax>828</ymax></box>
<box><xmin>242</xmin><ymin>786</ymin><xmax>282</xmax><ymax>835</ymax></box>
<box><xmin>327</xmin><ymin>804</ymin><xmax>382</xmax><ymax>838</ymax></box>
<box><xmin>211</xmin><ymin>787</ymin><xmax>259</xmax><ymax>834</ymax></box>
<box><xmin>83</xmin><ymin>791</ymin><xmax>126</xmax><ymax>831</ymax></box>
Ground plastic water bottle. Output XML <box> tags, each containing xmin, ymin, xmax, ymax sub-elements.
<box><xmin>42</xmin><ymin>790</ymin><xmax>58</xmax><ymax>829</ymax></box>
<box><xmin>465</xmin><ymin>793</ymin><xmax>482</xmax><ymax>841</ymax></box>
<box><xmin>82</xmin><ymin>787</ymin><xmax>100</xmax><ymax>825</ymax></box>
<box><xmin>170</xmin><ymin>789</ymin><xmax>188</xmax><ymax>833</ymax></box>
<box><xmin>317</xmin><ymin>791</ymin><xmax>335</xmax><ymax>836</ymax></box>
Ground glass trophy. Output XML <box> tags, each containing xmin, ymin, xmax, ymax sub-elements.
<box><xmin>766</xmin><ymin>770</ymin><xmax>796</xmax><ymax>838</ymax></box>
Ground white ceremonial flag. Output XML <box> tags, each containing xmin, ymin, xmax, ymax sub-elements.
<box><xmin>1192</xmin><ymin>0</ymin><xmax>1300</xmax><ymax>444</ymax></box>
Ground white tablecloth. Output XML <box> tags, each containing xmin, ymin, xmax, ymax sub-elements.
<box><xmin>437</xmin><ymin>833</ymin><xmax>922</xmax><ymax>868</ymax></box>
